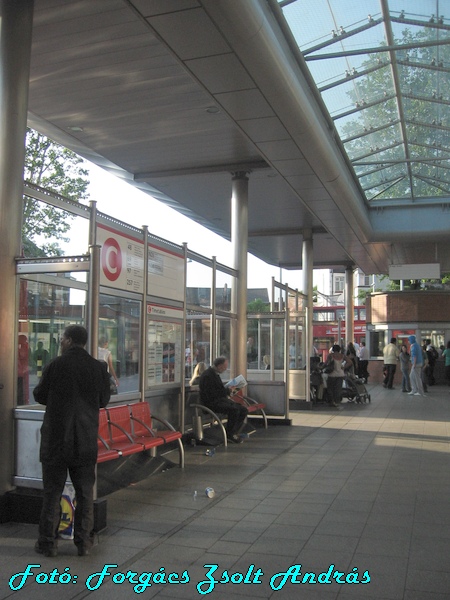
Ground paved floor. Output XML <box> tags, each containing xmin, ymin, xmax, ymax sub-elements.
<box><xmin>1</xmin><ymin>383</ymin><xmax>450</xmax><ymax>599</ymax></box>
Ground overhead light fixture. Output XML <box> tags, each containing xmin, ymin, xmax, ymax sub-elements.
<box><xmin>67</xmin><ymin>125</ymin><xmax>84</xmax><ymax>132</ymax></box>
<box><xmin>205</xmin><ymin>106</ymin><xmax>220</xmax><ymax>114</ymax></box>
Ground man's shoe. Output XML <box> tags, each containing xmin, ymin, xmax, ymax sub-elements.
<box><xmin>227</xmin><ymin>434</ymin><xmax>243</xmax><ymax>444</ymax></box>
<box><xmin>77</xmin><ymin>546</ymin><xmax>90</xmax><ymax>556</ymax></box>
<box><xmin>407</xmin><ymin>392</ymin><xmax>414</xmax><ymax>395</ymax></box>
<box><xmin>35</xmin><ymin>541</ymin><xmax>58</xmax><ymax>557</ymax></box>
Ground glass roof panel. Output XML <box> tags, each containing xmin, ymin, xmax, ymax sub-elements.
<box><xmin>278</xmin><ymin>0</ymin><xmax>450</xmax><ymax>204</ymax></box>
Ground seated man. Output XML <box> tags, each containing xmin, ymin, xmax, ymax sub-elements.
<box><xmin>199</xmin><ymin>357</ymin><xmax>248</xmax><ymax>444</ymax></box>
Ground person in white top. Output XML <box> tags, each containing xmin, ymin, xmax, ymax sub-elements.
<box><xmin>324</xmin><ymin>345</ymin><xmax>353</xmax><ymax>407</ymax></box>
<box><xmin>382</xmin><ymin>337</ymin><xmax>400</xmax><ymax>389</ymax></box>
<box><xmin>98</xmin><ymin>337</ymin><xmax>119</xmax><ymax>389</ymax></box>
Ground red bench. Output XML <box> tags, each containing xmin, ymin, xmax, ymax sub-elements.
<box><xmin>232</xmin><ymin>390</ymin><xmax>268</xmax><ymax>429</ymax></box>
<box><xmin>97</xmin><ymin>408</ymin><xmax>121</xmax><ymax>463</ymax></box>
<box><xmin>97</xmin><ymin>403</ymin><xmax>184</xmax><ymax>468</ymax></box>
<box><xmin>188</xmin><ymin>386</ymin><xmax>268</xmax><ymax>446</ymax></box>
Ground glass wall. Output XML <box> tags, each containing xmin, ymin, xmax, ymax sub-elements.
<box><xmin>17</xmin><ymin>275</ymin><xmax>86</xmax><ymax>405</ymax></box>
<box><xmin>420</xmin><ymin>330</ymin><xmax>445</xmax><ymax>351</ymax></box>
<box><xmin>98</xmin><ymin>293</ymin><xmax>141</xmax><ymax>393</ymax></box>
<box><xmin>185</xmin><ymin>311</ymin><xmax>211</xmax><ymax>380</ymax></box>
<box><xmin>217</xmin><ymin>315</ymin><xmax>231</xmax><ymax>360</ymax></box>
<box><xmin>186</xmin><ymin>259</ymin><xmax>212</xmax><ymax>309</ymax></box>
<box><xmin>215</xmin><ymin>270</ymin><xmax>233</xmax><ymax>312</ymax></box>
<box><xmin>246</xmin><ymin>315</ymin><xmax>286</xmax><ymax>371</ymax></box>
<box><xmin>16</xmin><ymin>278</ymin><xmax>144</xmax><ymax>404</ymax></box>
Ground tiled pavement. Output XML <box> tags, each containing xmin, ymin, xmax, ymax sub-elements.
<box><xmin>1</xmin><ymin>383</ymin><xmax>450</xmax><ymax>599</ymax></box>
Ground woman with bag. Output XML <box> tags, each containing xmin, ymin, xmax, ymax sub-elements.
<box><xmin>325</xmin><ymin>344</ymin><xmax>352</xmax><ymax>407</ymax></box>
<box><xmin>98</xmin><ymin>336</ymin><xmax>119</xmax><ymax>393</ymax></box>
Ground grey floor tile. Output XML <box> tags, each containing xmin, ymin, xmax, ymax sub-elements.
<box><xmin>3</xmin><ymin>386</ymin><xmax>450</xmax><ymax>600</ymax></box>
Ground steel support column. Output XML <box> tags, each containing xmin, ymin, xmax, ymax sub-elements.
<box><xmin>302</xmin><ymin>229</ymin><xmax>313</xmax><ymax>402</ymax></box>
<box><xmin>302</xmin><ymin>229</ymin><xmax>314</xmax><ymax>362</ymax></box>
<box><xmin>345</xmin><ymin>266</ymin><xmax>355</xmax><ymax>348</ymax></box>
<box><xmin>0</xmin><ymin>0</ymin><xmax>34</xmax><ymax>495</ymax></box>
<box><xmin>231</xmin><ymin>172</ymin><xmax>249</xmax><ymax>378</ymax></box>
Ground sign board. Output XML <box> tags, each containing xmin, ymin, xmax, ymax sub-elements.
<box><xmin>147</xmin><ymin>304</ymin><xmax>183</xmax><ymax>386</ymax></box>
<box><xmin>389</xmin><ymin>263</ymin><xmax>440</xmax><ymax>280</ymax></box>
<box><xmin>98</xmin><ymin>224</ymin><xmax>144</xmax><ymax>293</ymax></box>
<box><xmin>97</xmin><ymin>225</ymin><xmax>185</xmax><ymax>302</ymax></box>
<box><xmin>148</xmin><ymin>244</ymin><xmax>185</xmax><ymax>302</ymax></box>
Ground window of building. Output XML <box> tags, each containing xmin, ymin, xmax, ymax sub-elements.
<box><xmin>334</xmin><ymin>275</ymin><xmax>345</xmax><ymax>293</ymax></box>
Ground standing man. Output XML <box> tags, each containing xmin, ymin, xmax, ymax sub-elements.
<box><xmin>34</xmin><ymin>325</ymin><xmax>111</xmax><ymax>557</ymax></box>
<box><xmin>408</xmin><ymin>335</ymin><xmax>426</xmax><ymax>397</ymax></box>
<box><xmin>425</xmin><ymin>339</ymin><xmax>438</xmax><ymax>386</ymax></box>
<box><xmin>382</xmin><ymin>337</ymin><xmax>399</xmax><ymax>389</ymax></box>
<box><xmin>199</xmin><ymin>357</ymin><xmax>248</xmax><ymax>444</ymax></box>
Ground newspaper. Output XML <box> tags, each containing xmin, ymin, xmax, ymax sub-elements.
<box><xmin>225</xmin><ymin>374</ymin><xmax>247</xmax><ymax>390</ymax></box>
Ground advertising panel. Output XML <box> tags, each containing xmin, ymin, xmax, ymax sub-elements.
<box><xmin>147</xmin><ymin>304</ymin><xmax>183</xmax><ymax>386</ymax></box>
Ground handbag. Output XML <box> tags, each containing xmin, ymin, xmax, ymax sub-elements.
<box><xmin>109</xmin><ymin>375</ymin><xmax>118</xmax><ymax>395</ymax></box>
<box><xmin>323</xmin><ymin>357</ymin><xmax>334</xmax><ymax>374</ymax></box>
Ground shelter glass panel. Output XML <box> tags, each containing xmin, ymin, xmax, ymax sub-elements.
<box><xmin>186</xmin><ymin>260</ymin><xmax>212</xmax><ymax>309</ymax></box>
<box><xmin>99</xmin><ymin>293</ymin><xmax>141</xmax><ymax>394</ymax></box>
<box><xmin>17</xmin><ymin>276</ymin><xmax>86</xmax><ymax>406</ymax></box>
<box><xmin>22</xmin><ymin>195</ymin><xmax>89</xmax><ymax>258</ymax></box>
<box><xmin>215</xmin><ymin>270</ymin><xmax>233</xmax><ymax>312</ymax></box>
<box><xmin>185</xmin><ymin>311</ymin><xmax>211</xmax><ymax>381</ymax></box>
<box><xmin>217</xmin><ymin>316</ymin><xmax>231</xmax><ymax>361</ymax></box>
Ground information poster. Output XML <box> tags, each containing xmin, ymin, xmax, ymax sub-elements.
<box><xmin>147</xmin><ymin>304</ymin><xmax>182</xmax><ymax>386</ymax></box>
<box><xmin>97</xmin><ymin>224</ymin><xmax>144</xmax><ymax>293</ymax></box>
<box><xmin>148</xmin><ymin>244</ymin><xmax>185</xmax><ymax>302</ymax></box>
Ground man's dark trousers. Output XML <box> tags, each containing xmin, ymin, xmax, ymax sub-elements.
<box><xmin>205</xmin><ymin>397</ymin><xmax>248</xmax><ymax>436</ymax></box>
<box><xmin>39</xmin><ymin>461</ymin><xmax>96</xmax><ymax>551</ymax></box>
<box><xmin>383</xmin><ymin>364</ymin><xmax>396</xmax><ymax>388</ymax></box>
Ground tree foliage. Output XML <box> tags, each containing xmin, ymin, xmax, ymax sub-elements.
<box><xmin>340</xmin><ymin>23</ymin><xmax>450</xmax><ymax>287</ymax></box>
<box><xmin>247</xmin><ymin>298</ymin><xmax>270</xmax><ymax>313</ymax></box>
<box><xmin>342</xmin><ymin>25</ymin><xmax>450</xmax><ymax>202</ymax></box>
<box><xmin>23</xmin><ymin>129</ymin><xmax>90</xmax><ymax>256</ymax></box>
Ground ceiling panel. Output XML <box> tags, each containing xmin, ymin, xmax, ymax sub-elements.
<box><xmin>25</xmin><ymin>0</ymin><xmax>450</xmax><ymax>277</ymax></box>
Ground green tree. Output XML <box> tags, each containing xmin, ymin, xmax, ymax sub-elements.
<box><xmin>343</xmin><ymin>26</ymin><xmax>450</xmax><ymax>202</ymax></box>
<box><xmin>247</xmin><ymin>298</ymin><xmax>270</xmax><ymax>313</ymax></box>
<box><xmin>341</xmin><ymin>24</ymin><xmax>450</xmax><ymax>288</ymax></box>
<box><xmin>22</xmin><ymin>129</ymin><xmax>90</xmax><ymax>257</ymax></box>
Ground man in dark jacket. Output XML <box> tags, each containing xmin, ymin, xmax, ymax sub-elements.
<box><xmin>199</xmin><ymin>357</ymin><xmax>248</xmax><ymax>444</ymax></box>
<box><xmin>34</xmin><ymin>325</ymin><xmax>110</xmax><ymax>557</ymax></box>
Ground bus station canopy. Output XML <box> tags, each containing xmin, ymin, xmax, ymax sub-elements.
<box><xmin>27</xmin><ymin>0</ymin><xmax>450</xmax><ymax>275</ymax></box>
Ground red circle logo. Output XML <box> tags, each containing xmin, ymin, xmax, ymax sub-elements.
<box><xmin>102</xmin><ymin>238</ymin><xmax>122</xmax><ymax>281</ymax></box>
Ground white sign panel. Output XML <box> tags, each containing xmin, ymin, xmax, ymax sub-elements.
<box><xmin>389</xmin><ymin>263</ymin><xmax>440</xmax><ymax>280</ymax></box>
<box><xmin>97</xmin><ymin>224</ymin><xmax>144</xmax><ymax>293</ymax></box>
<box><xmin>147</xmin><ymin>305</ymin><xmax>183</xmax><ymax>386</ymax></box>
<box><xmin>147</xmin><ymin>304</ymin><xmax>184</xmax><ymax>320</ymax></box>
<box><xmin>148</xmin><ymin>243</ymin><xmax>185</xmax><ymax>302</ymax></box>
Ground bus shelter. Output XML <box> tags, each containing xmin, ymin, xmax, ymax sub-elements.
<box><xmin>13</xmin><ymin>185</ymin><xmax>308</xmax><ymax>492</ymax></box>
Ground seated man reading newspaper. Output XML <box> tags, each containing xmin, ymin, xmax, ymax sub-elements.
<box><xmin>199</xmin><ymin>357</ymin><xmax>248</xmax><ymax>444</ymax></box>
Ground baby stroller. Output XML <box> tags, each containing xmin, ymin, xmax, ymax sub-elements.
<box><xmin>341</xmin><ymin>372</ymin><xmax>371</xmax><ymax>404</ymax></box>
